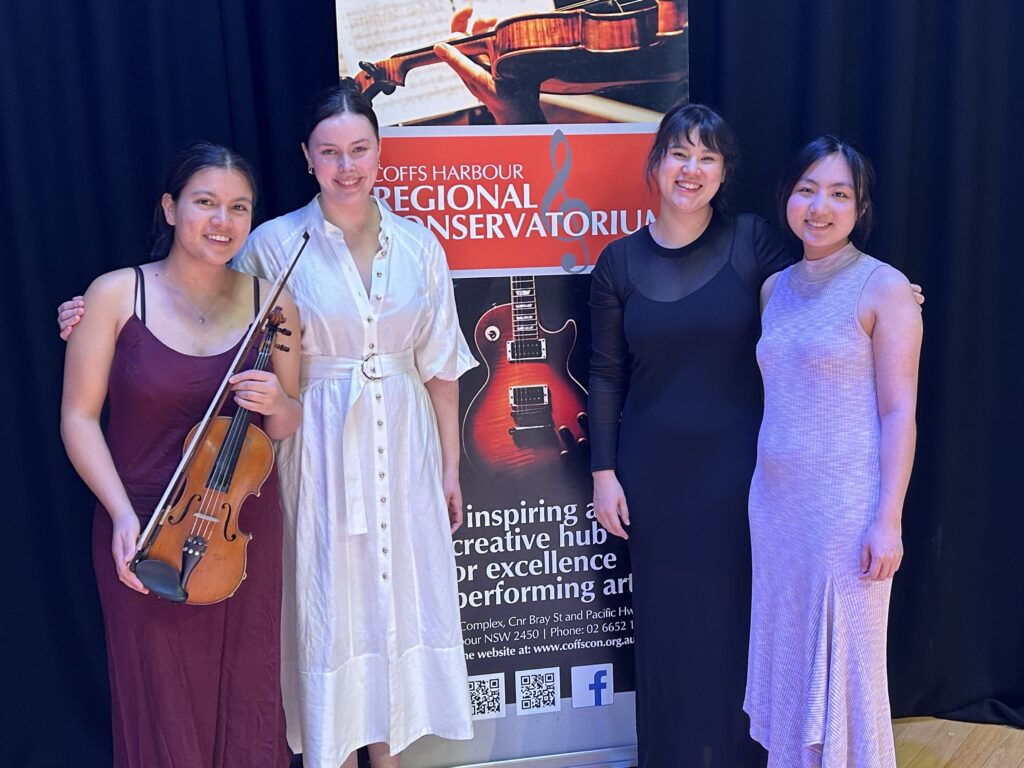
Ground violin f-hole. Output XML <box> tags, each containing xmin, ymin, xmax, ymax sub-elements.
<box><xmin>167</xmin><ymin>493</ymin><xmax>202</xmax><ymax>525</ymax></box>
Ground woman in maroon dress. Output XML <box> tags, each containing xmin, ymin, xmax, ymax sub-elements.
<box><xmin>60</xmin><ymin>142</ymin><xmax>302</xmax><ymax>768</ymax></box>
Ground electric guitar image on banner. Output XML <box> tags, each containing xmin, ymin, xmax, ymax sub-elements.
<box><xmin>463</xmin><ymin>276</ymin><xmax>589</xmax><ymax>475</ymax></box>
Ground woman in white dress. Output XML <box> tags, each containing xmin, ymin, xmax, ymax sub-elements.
<box><xmin>232</xmin><ymin>82</ymin><xmax>475</xmax><ymax>768</ymax></box>
<box><xmin>61</xmin><ymin>82</ymin><xmax>476</xmax><ymax>768</ymax></box>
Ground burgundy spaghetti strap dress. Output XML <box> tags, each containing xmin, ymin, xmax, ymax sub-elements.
<box><xmin>91</xmin><ymin>273</ymin><xmax>289</xmax><ymax>768</ymax></box>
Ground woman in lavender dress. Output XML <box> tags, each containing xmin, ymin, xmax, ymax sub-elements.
<box><xmin>745</xmin><ymin>136</ymin><xmax>922</xmax><ymax>767</ymax></box>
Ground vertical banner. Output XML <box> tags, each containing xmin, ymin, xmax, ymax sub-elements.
<box><xmin>336</xmin><ymin>2</ymin><xmax>688</xmax><ymax>765</ymax></box>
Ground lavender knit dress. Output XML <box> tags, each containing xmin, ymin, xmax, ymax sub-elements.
<box><xmin>745</xmin><ymin>244</ymin><xmax>897</xmax><ymax>768</ymax></box>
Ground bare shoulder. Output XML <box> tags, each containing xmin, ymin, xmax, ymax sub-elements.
<box><xmin>859</xmin><ymin>262</ymin><xmax>923</xmax><ymax>336</ymax></box>
<box><xmin>86</xmin><ymin>266</ymin><xmax>135</xmax><ymax>296</ymax></box>
<box><xmin>67</xmin><ymin>267</ymin><xmax>138</xmax><ymax>348</ymax></box>
<box><xmin>84</xmin><ymin>267</ymin><xmax>137</xmax><ymax>319</ymax></box>
<box><xmin>759</xmin><ymin>270</ymin><xmax>783</xmax><ymax>313</ymax></box>
<box><xmin>863</xmin><ymin>263</ymin><xmax>921</xmax><ymax>312</ymax></box>
<box><xmin>866</xmin><ymin>262</ymin><xmax>912</xmax><ymax>294</ymax></box>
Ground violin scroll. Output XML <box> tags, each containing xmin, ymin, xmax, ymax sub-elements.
<box><xmin>266</xmin><ymin>306</ymin><xmax>287</xmax><ymax>330</ymax></box>
<box><xmin>262</xmin><ymin>307</ymin><xmax>292</xmax><ymax>353</ymax></box>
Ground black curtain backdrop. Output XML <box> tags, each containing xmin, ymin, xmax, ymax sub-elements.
<box><xmin>3</xmin><ymin>1</ymin><xmax>1021</xmax><ymax>765</ymax></box>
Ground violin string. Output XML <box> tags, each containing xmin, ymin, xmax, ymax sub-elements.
<box><xmin>193</xmin><ymin>420</ymin><xmax>234</xmax><ymax>541</ymax></box>
<box><xmin>195</xmin><ymin>390</ymin><xmax>253</xmax><ymax>542</ymax></box>
<box><xmin>202</xmin><ymin>329</ymin><xmax>275</xmax><ymax>542</ymax></box>
<box><xmin>190</xmin><ymin>330</ymin><xmax>274</xmax><ymax>547</ymax></box>
<box><xmin>194</xmin><ymin>405</ymin><xmax>243</xmax><ymax>543</ymax></box>
<box><xmin>555</xmin><ymin>0</ymin><xmax>654</xmax><ymax>14</ymax></box>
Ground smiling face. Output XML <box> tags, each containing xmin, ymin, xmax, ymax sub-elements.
<box><xmin>654</xmin><ymin>131</ymin><xmax>725</xmax><ymax>218</ymax></box>
<box><xmin>303</xmin><ymin>111</ymin><xmax>380</xmax><ymax>208</ymax></box>
<box><xmin>162</xmin><ymin>166</ymin><xmax>254</xmax><ymax>264</ymax></box>
<box><xmin>786</xmin><ymin>152</ymin><xmax>860</xmax><ymax>260</ymax></box>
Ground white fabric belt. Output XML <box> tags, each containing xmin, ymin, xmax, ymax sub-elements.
<box><xmin>300</xmin><ymin>349</ymin><xmax>418</xmax><ymax>536</ymax></box>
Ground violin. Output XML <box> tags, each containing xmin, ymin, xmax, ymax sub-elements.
<box><xmin>354</xmin><ymin>0</ymin><xmax>687</xmax><ymax>101</ymax></box>
<box><xmin>131</xmin><ymin>233</ymin><xmax>309</xmax><ymax>605</ymax></box>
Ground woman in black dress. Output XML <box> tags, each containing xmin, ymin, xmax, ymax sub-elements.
<box><xmin>589</xmin><ymin>104</ymin><xmax>792</xmax><ymax>767</ymax></box>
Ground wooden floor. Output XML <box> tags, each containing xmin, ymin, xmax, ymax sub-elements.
<box><xmin>895</xmin><ymin>718</ymin><xmax>1024</xmax><ymax>767</ymax></box>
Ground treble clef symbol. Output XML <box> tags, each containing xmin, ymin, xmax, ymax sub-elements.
<box><xmin>541</xmin><ymin>130</ymin><xmax>592</xmax><ymax>274</ymax></box>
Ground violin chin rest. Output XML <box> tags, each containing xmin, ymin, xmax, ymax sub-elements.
<box><xmin>134</xmin><ymin>558</ymin><xmax>189</xmax><ymax>603</ymax></box>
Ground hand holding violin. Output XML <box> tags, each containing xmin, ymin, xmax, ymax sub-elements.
<box><xmin>110</xmin><ymin>508</ymin><xmax>148</xmax><ymax>594</ymax></box>
<box><xmin>229</xmin><ymin>369</ymin><xmax>292</xmax><ymax>417</ymax></box>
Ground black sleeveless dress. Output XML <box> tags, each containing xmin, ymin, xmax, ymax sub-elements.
<box><xmin>91</xmin><ymin>269</ymin><xmax>289</xmax><ymax>767</ymax></box>
<box><xmin>589</xmin><ymin>214</ymin><xmax>794</xmax><ymax>768</ymax></box>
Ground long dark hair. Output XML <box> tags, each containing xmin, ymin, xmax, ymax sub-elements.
<box><xmin>645</xmin><ymin>102</ymin><xmax>739</xmax><ymax>210</ymax></box>
<box><xmin>302</xmin><ymin>78</ymin><xmax>379</xmax><ymax>145</ymax></box>
<box><xmin>776</xmin><ymin>134</ymin><xmax>876</xmax><ymax>247</ymax></box>
<box><xmin>150</xmin><ymin>141</ymin><xmax>258</xmax><ymax>260</ymax></box>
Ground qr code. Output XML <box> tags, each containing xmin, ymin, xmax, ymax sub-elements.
<box><xmin>515</xmin><ymin>667</ymin><xmax>561</xmax><ymax>716</ymax></box>
<box><xmin>468</xmin><ymin>673</ymin><xmax>506</xmax><ymax>720</ymax></box>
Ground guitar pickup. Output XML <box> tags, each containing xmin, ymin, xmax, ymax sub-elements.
<box><xmin>509</xmin><ymin>384</ymin><xmax>549</xmax><ymax>408</ymax></box>
<box><xmin>508</xmin><ymin>385</ymin><xmax>553</xmax><ymax>437</ymax></box>
<box><xmin>507</xmin><ymin>338</ymin><xmax>546</xmax><ymax>362</ymax></box>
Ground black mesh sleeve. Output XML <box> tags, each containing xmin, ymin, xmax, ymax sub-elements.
<box><xmin>588</xmin><ymin>244</ymin><xmax>630</xmax><ymax>471</ymax></box>
<box><xmin>752</xmin><ymin>215</ymin><xmax>798</xmax><ymax>283</ymax></box>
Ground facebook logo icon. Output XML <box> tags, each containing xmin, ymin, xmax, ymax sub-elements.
<box><xmin>571</xmin><ymin>663</ymin><xmax>614</xmax><ymax>708</ymax></box>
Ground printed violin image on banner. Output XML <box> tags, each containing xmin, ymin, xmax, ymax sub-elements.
<box><xmin>335</xmin><ymin>0</ymin><xmax>689</xmax><ymax>125</ymax></box>
<box><xmin>353</xmin><ymin>0</ymin><xmax>688</xmax><ymax>101</ymax></box>
<box><xmin>462</xmin><ymin>275</ymin><xmax>589</xmax><ymax>476</ymax></box>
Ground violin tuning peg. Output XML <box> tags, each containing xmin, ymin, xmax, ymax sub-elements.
<box><xmin>275</xmin><ymin>344</ymin><xmax>290</xmax><ymax>353</ymax></box>
<box><xmin>278</xmin><ymin>327</ymin><xmax>293</xmax><ymax>336</ymax></box>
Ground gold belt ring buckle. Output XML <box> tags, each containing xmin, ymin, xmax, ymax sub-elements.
<box><xmin>361</xmin><ymin>353</ymin><xmax>383</xmax><ymax>380</ymax></box>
